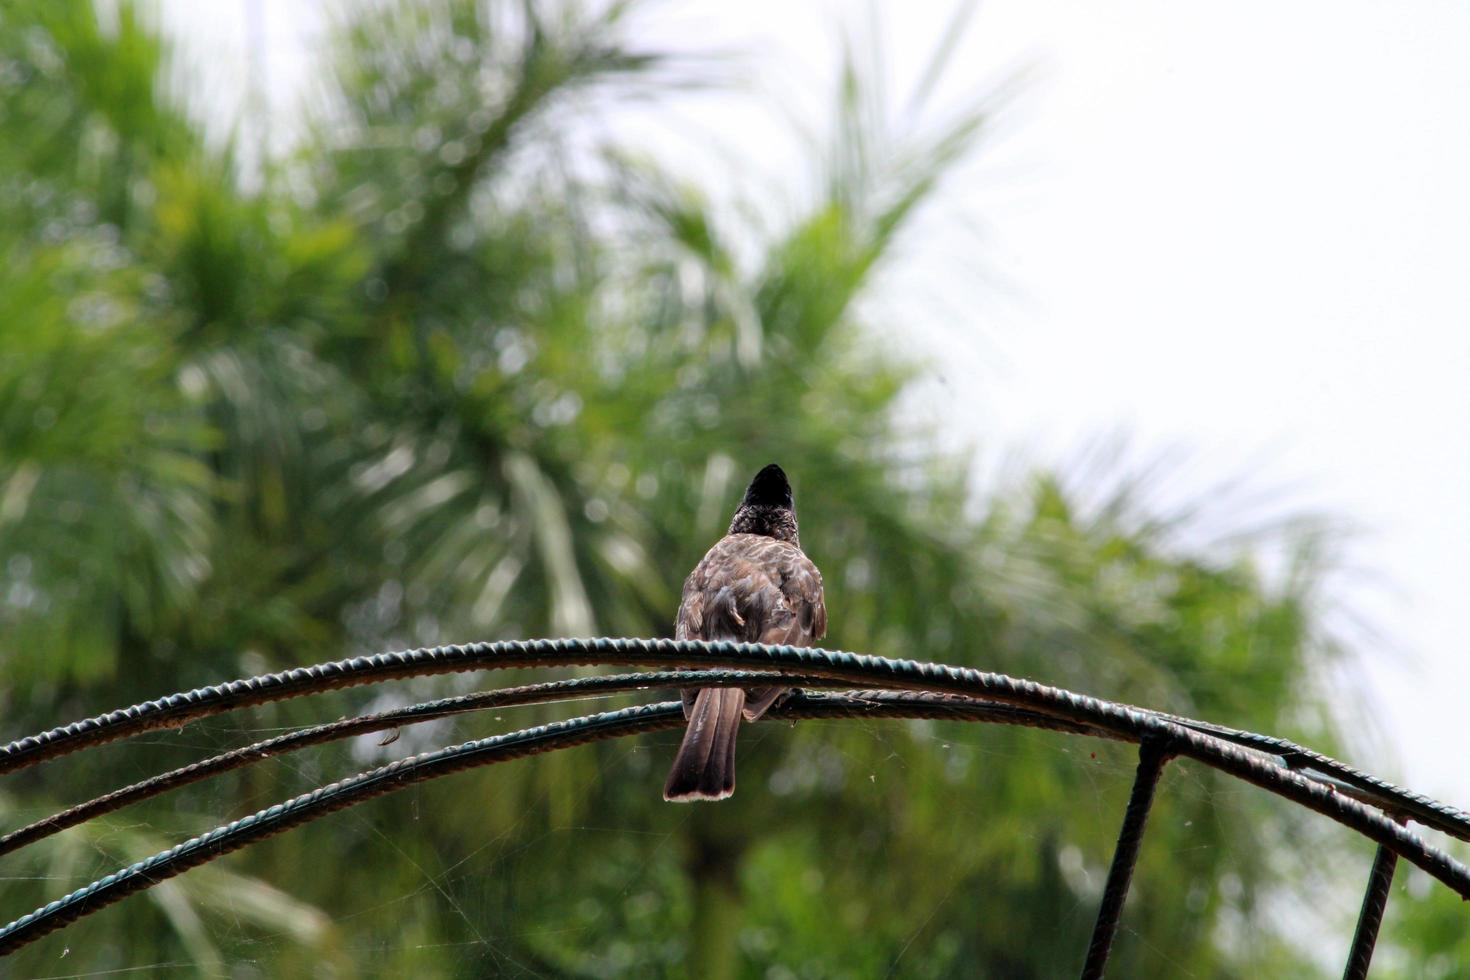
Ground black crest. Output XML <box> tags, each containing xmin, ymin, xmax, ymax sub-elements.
<box><xmin>742</xmin><ymin>463</ymin><xmax>793</xmax><ymax>509</ymax></box>
<box><xmin>729</xmin><ymin>463</ymin><xmax>799</xmax><ymax>543</ymax></box>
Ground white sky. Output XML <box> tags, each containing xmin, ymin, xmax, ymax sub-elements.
<box><xmin>158</xmin><ymin>0</ymin><xmax>1470</xmax><ymax>810</ymax></box>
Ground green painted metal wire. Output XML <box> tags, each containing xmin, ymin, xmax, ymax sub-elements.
<box><xmin>0</xmin><ymin>690</ymin><xmax>1106</xmax><ymax>954</ymax></box>
<box><xmin>2</xmin><ymin>639</ymin><xmax>1467</xmax><ymax>957</ymax></box>
<box><xmin>1</xmin><ymin>693</ymin><xmax>1467</xmax><ymax>955</ymax></box>
<box><xmin>3</xmin><ymin>639</ymin><xmax>1465</xmax><ymax>840</ymax></box>
<box><xmin>0</xmin><ymin>670</ymin><xmax>836</xmax><ymax>859</ymax></box>
<box><xmin>0</xmin><ymin>677</ymin><xmax>1110</xmax><ymax>860</ymax></box>
<box><xmin>0</xmin><ymin>702</ymin><xmax>687</xmax><ymax>954</ymax></box>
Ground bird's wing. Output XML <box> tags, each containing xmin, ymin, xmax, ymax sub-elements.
<box><xmin>776</xmin><ymin>547</ymin><xmax>826</xmax><ymax>646</ymax></box>
<box><xmin>675</xmin><ymin>535</ymin><xmax>823</xmax><ymax>646</ymax></box>
<box><xmin>736</xmin><ymin>536</ymin><xmax>824</xmax><ymax>648</ymax></box>
<box><xmin>677</xmin><ymin>536</ymin><xmax>752</xmax><ymax>640</ymax></box>
<box><xmin>674</xmin><ymin>587</ymin><xmax>703</xmax><ymax>641</ymax></box>
<box><xmin>676</xmin><ymin>534</ymin><xmax>824</xmax><ymax>641</ymax></box>
<box><xmin>748</xmin><ymin>537</ymin><xmax>824</xmax><ymax>719</ymax></box>
<box><xmin>675</xmin><ymin>534</ymin><xmax>826</xmax><ymax>722</ymax></box>
<box><xmin>688</xmin><ymin>536</ymin><xmax>825</xmax><ymax>644</ymax></box>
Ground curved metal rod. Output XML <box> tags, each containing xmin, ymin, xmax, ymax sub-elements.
<box><xmin>1155</xmin><ymin>712</ymin><xmax>1470</xmax><ymax>843</ymax></box>
<box><xmin>0</xmin><ymin>671</ymin><xmax>846</xmax><ymax>859</ymax></box>
<box><xmin>0</xmin><ymin>692</ymin><xmax>1092</xmax><ymax>955</ymax></box>
<box><xmin>1343</xmin><ymin>843</ymin><xmax>1399</xmax><ymax>980</ymax></box>
<box><xmin>2</xmin><ymin>690</ymin><xmax>1468</xmax><ymax>958</ymax></box>
<box><xmin>0</xmin><ymin>702</ymin><xmax>686</xmax><ymax>955</ymax></box>
<box><xmin>1082</xmin><ymin>738</ymin><xmax>1171</xmax><ymax>979</ymax></box>
<box><xmin>3</xmin><ymin>639</ymin><xmax>1465</xmax><ymax>843</ymax></box>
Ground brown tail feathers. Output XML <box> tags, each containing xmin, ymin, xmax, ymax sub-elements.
<box><xmin>663</xmin><ymin>687</ymin><xmax>745</xmax><ymax>802</ymax></box>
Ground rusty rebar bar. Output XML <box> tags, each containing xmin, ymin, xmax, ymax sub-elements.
<box><xmin>1342</xmin><ymin>842</ymin><xmax>1399</xmax><ymax>980</ymax></box>
<box><xmin>1080</xmin><ymin>737</ymin><xmax>1173</xmax><ymax>979</ymax></box>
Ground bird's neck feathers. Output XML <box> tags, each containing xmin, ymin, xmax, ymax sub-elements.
<box><xmin>728</xmin><ymin>504</ymin><xmax>800</xmax><ymax>546</ymax></box>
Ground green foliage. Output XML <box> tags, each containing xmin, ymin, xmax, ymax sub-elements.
<box><xmin>0</xmin><ymin>0</ymin><xmax>1444</xmax><ymax>976</ymax></box>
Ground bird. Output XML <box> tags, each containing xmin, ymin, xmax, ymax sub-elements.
<box><xmin>663</xmin><ymin>463</ymin><xmax>827</xmax><ymax>802</ymax></box>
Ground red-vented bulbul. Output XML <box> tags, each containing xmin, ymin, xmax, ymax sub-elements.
<box><xmin>663</xmin><ymin>463</ymin><xmax>827</xmax><ymax>802</ymax></box>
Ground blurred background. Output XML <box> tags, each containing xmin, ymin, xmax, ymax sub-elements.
<box><xmin>2</xmin><ymin>0</ymin><xmax>1467</xmax><ymax>975</ymax></box>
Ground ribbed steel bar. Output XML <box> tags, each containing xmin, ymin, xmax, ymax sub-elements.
<box><xmin>1</xmin><ymin>640</ymin><xmax>1466</xmax><ymax>898</ymax></box>
<box><xmin>0</xmin><ymin>670</ymin><xmax>837</xmax><ymax>859</ymax></box>
<box><xmin>0</xmin><ymin>682</ymin><xmax>1112</xmax><ymax>860</ymax></box>
<box><xmin>2</xmin><ymin>638</ymin><xmax>1464</xmax><ymax>846</ymax></box>
<box><xmin>1151</xmin><ymin>724</ymin><xmax>1468</xmax><ymax>899</ymax></box>
<box><xmin>1158</xmin><ymin>713</ymin><xmax>1470</xmax><ymax>843</ymax></box>
<box><xmin>0</xmin><ymin>692</ymin><xmax>1106</xmax><ymax>955</ymax></box>
<box><xmin>1080</xmin><ymin>738</ymin><xmax>1172</xmax><ymax>979</ymax></box>
<box><xmin>0</xmin><ymin>702</ymin><xmax>688</xmax><ymax>955</ymax></box>
<box><xmin>1342</xmin><ymin>843</ymin><xmax>1400</xmax><ymax>980</ymax></box>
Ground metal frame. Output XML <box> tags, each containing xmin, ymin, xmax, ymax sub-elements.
<box><xmin>1081</xmin><ymin>737</ymin><xmax>1172</xmax><ymax>979</ymax></box>
<box><xmin>0</xmin><ymin>638</ymin><xmax>1461</xmax><ymax>975</ymax></box>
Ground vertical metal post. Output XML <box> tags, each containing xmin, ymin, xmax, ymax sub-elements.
<box><xmin>1080</xmin><ymin>737</ymin><xmax>1171</xmax><ymax>980</ymax></box>
<box><xmin>1342</xmin><ymin>843</ymin><xmax>1399</xmax><ymax>980</ymax></box>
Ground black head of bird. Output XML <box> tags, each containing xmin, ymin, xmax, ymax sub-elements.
<box><xmin>729</xmin><ymin>463</ymin><xmax>799</xmax><ymax>545</ymax></box>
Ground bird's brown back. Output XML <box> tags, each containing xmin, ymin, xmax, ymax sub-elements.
<box><xmin>675</xmin><ymin>532</ymin><xmax>826</xmax><ymax>647</ymax></box>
